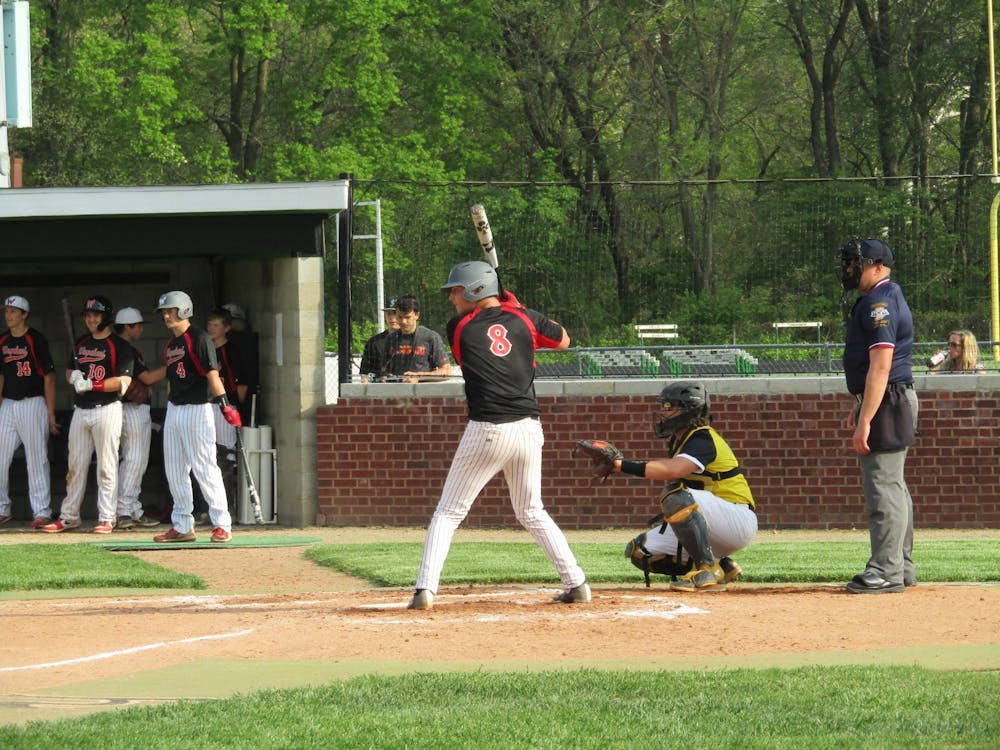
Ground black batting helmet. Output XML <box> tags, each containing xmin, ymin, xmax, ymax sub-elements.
<box><xmin>83</xmin><ymin>295</ymin><xmax>114</xmax><ymax>330</ymax></box>
<box><xmin>654</xmin><ymin>381</ymin><xmax>710</xmax><ymax>438</ymax></box>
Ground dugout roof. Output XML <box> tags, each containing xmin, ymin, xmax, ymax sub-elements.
<box><xmin>0</xmin><ymin>181</ymin><xmax>351</xmax><ymax>260</ymax></box>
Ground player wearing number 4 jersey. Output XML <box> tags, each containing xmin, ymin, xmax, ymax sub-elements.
<box><xmin>151</xmin><ymin>291</ymin><xmax>238</xmax><ymax>544</ymax></box>
<box><xmin>0</xmin><ymin>296</ymin><xmax>59</xmax><ymax>527</ymax></box>
<box><xmin>44</xmin><ymin>296</ymin><xmax>134</xmax><ymax>535</ymax></box>
<box><xmin>408</xmin><ymin>261</ymin><xmax>589</xmax><ymax>611</ymax></box>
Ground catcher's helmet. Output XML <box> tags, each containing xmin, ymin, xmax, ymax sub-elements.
<box><xmin>441</xmin><ymin>261</ymin><xmax>500</xmax><ymax>302</ymax></box>
<box><xmin>155</xmin><ymin>290</ymin><xmax>193</xmax><ymax>319</ymax></box>
<box><xmin>654</xmin><ymin>381</ymin><xmax>710</xmax><ymax>438</ymax></box>
<box><xmin>839</xmin><ymin>238</ymin><xmax>893</xmax><ymax>290</ymax></box>
<box><xmin>83</xmin><ymin>295</ymin><xmax>114</xmax><ymax>330</ymax></box>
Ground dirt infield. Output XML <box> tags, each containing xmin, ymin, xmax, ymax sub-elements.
<box><xmin>1</xmin><ymin>527</ymin><xmax>998</xmax><ymax>725</ymax></box>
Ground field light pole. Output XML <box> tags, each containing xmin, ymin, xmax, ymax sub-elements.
<box><xmin>989</xmin><ymin>0</ymin><xmax>1000</xmax><ymax>360</ymax></box>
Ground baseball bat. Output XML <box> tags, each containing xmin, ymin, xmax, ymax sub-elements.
<box><xmin>61</xmin><ymin>298</ymin><xmax>79</xmax><ymax>369</ymax></box>
<box><xmin>234</xmin><ymin>426</ymin><xmax>265</xmax><ymax>524</ymax></box>
<box><xmin>470</xmin><ymin>204</ymin><xmax>508</xmax><ymax>301</ymax></box>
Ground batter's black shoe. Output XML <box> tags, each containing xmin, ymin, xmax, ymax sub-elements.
<box><xmin>846</xmin><ymin>571</ymin><xmax>904</xmax><ymax>594</ymax></box>
<box><xmin>554</xmin><ymin>582</ymin><xmax>591</xmax><ymax>603</ymax></box>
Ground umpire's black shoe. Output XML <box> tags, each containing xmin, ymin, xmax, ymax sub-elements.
<box><xmin>846</xmin><ymin>571</ymin><xmax>904</xmax><ymax>594</ymax></box>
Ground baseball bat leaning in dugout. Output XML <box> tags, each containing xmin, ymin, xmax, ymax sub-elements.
<box><xmin>470</xmin><ymin>203</ymin><xmax>508</xmax><ymax>301</ymax></box>
<box><xmin>234</xmin><ymin>427</ymin><xmax>265</xmax><ymax>524</ymax></box>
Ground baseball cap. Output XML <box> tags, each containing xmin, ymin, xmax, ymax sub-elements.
<box><xmin>859</xmin><ymin>239</ymin><xmax>894</xmax><ymax>268</ymax></box>
<box><xmin>222</xmin><ymin>303</ymin><xmax>246</xmax><ymax>320</ymax></box>
<box><xmin>115</xmin><ymin>307</ymin><xmax>148</xmax><ymax>325</ymax></box>
<box><xmin>382</xmin><ymin>297</ymin><xmax>398</xmax><ymax>311</ymax></box>
<box><xmin>4</xmin><ymin>295</ymin><xmax>29</xmax><ymax>312</ymax></box>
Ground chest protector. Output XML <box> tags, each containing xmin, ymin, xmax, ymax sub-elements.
<box><xmin>674</xmin><ymin>426</ymin><xmax>755</xmax><ymax>509</ymax></box>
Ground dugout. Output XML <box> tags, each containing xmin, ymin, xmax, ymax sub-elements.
<box><xmin>0</xmin><ymin>180</ymin><xmax>350</xmax><ymax>527</ymax></box>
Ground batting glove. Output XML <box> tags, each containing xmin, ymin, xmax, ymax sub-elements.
<box><xmin>69</xmin><ymin>370</ymin><xmax>84</xmax><ymax>386</ymax></box>
<box><xmin>221</xmin><ymin>405</ymin><xmax>242</xmax><ymax>427</ymax></box>
<box><xmin>74</xmin><ymin>378</ymin><xmax>94</xmax><ymax>394</ymax></box>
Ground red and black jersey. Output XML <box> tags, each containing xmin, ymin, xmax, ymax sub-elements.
<box><xmin>162</xmin><ymin>326</ymin><xmax>220</xmax><ymax>405</ymax></box>
<box><xmin>447</xmin><ymin>303</ymin><xmax>564</xmax><ymax>423</ymax></box>
<box><xmin>0</xmin><ymin>327</ymin><xmax>56</xmax><ymax>399</ymax></box>
<box><xmin>215</xmin><ymin>340</ymin><xmax>243</xmax><ymax>400</ymax></box>
<box><xmin>72</xmin><ymin>333</ymin><xmax>134</xmax><ymax>408</ymax></box>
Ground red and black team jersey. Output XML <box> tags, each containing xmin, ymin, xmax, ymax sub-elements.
<box><xmin>72</xmin><ymin>333</ymin><xmax>135</xmax><ymax>408</ymax></box>
<box><xmin>447</xmin><ymin>303</ymin><xmax>564</xmax><ymax>423</ymax></box>
<box><xmin>0</xmin><ymin>328</ymin><xmax>56</xmax><ymax>400</ymax></box>
<box><xmin>162</xmin><ymin>326</ymin><xmax>220</xmax><ymax>405</ymax></box>
<box><xmin>215</xmin><ymin>340</ymin><xmax>244</xmax><ymax>401</ymax></box>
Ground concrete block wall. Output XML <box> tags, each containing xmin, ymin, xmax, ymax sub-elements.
<box><xmin>317</xmin><ymin>376</ymin><xmax>1000</xmax><ymax>530</ymax></box>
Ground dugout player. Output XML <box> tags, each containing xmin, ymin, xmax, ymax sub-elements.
<box><xmin>43</xmin><ymin>296</ymin><xmax>133</xmax><ymax>534</ymax></box>
<box><xmin>152</xmin><ymin>291</ymin><xmax>238</xmax><ymax>543</ymax></box>
<box><xmin>0</xmin><ymin>295</ymin><xmax>59</xmax><ymax>527</ymax></box>
<box><xmin>206</xmin><ymin>307</ymin><xmax>245</xmax><ymax>513</ymax></box>
<box><xmin>407</xmin><ymin>261</ymin><xmax>589</xmax><ymax>610</ymax></box>
<box><xmin>383</xmin><ymin>295</ymin><xmax>452</xmax><ymax>382</ymax></box>
<box><xmin>112</xmin><ymin>307</ymin><xmax>162</xmax><ymax>528</ymax></box>
<box><xmin>608</xmin><ymin>381</ymin><xmax>757</xmax><ymax>591</ymax></box>
<box><xmin>359</xmin><ymin>297</ymin><xmax>400</xmax><ymax>382</ymax></box>
<box><xmin>839</xmin><ymin>238</ymin><xmax>917</xmax><ymax>594</ymax></box>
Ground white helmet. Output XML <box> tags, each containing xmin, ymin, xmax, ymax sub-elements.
<box><xmin>156</xmin><ymin>291</ymin><xmax>193</xmax><ymax>319</ymax></box>
<box><xmin>440</xmin><ymin>261</ymin><xmax>499</xmax><ymax>302</ymax></box>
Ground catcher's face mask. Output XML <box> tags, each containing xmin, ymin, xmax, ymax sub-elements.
<box><xmin>839</xmin><ymin>240</ymin><xmax>863</xmax><ymax>290</ymax></box>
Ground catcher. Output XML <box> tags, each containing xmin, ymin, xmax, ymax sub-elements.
<box><xmin>574</xmin><ymin>381</ymin><xmax>757</xmax><ymax>591</ymax></box>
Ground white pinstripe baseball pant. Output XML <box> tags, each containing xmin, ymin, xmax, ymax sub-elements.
<box><xmin>164</xmin><ymin>402</ymin><xmax>231</xmax><ymax>533</ymax></box>
<box><xmin>60</xmin><ymin>403</ymin><xmax>123</xmax><ymax>524</ymax></box>
<box><xmin>0</xmin><ymin>396</ymin><xmax>53</xmax><ymax>520</ymax></box>
<box><xmin>415</xmin><ymin>417</ymin><xmax>586</xmax><ymax>594</ymax></box>
<box><xmin>116</xmin><ymin>402</ymin><xmax>151</xmax><ymax>519</ymax></box>
<box><xmin>639</xmin><ymin>489</ymin><xmax>758</xmax><ymax>560</ymax></box>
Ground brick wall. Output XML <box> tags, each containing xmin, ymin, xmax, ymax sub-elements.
<box><xmin>317</xmin><ymin>381</ymin><xmax>1000</xmax><ymax>530</ymax></box>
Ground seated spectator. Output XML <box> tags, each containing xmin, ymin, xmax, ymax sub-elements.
<box><xmin>928</xmin><ymin>330</ymin><xmax>985</xmax><ymax>374</ymax></box>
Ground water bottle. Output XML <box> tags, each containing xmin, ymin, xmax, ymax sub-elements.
<box><xmin>926</xmin><ymin>349</ymin><xmax>947</xmax><ymax>367</ymax></box>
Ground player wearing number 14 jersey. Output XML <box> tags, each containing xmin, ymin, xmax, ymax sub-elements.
<box><xmin>407</xmin><ymin>261</ymin><xmax>589</xmax><ymax>610</ymax></box>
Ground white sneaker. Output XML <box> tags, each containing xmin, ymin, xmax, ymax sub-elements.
<box><xmin>407</xmin><ymin>589</ymin><xmax>434</xmax><ymax>610</ymax></box>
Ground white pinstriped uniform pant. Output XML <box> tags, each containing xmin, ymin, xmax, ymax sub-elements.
<box><xmin>415</xmin><ymin>417</ymin><xmax>586</xmax><ymax>594</ymax></box>
<box><xmin>116</xmin><ymin>402</ymin><xmax>151</xmax><ymax>519</ymax></box>
<box><xmin>0</xmin><ymin>396</ymin><xmax>52</xmax><ymax>519</ymax></box>
<box><xmin>60</xmin><ymin>403</ymin><xmax>123</xmax><ymax>524</ymax></box>
<box><xmin>639</xmin><ymin>489</ymin><xmax>758</xmax><ymax>560</ymax></box>
<box><xmin>164</xmin><ymin>402</ymin><xmax>231</xmax><ymax>533</ymax></box>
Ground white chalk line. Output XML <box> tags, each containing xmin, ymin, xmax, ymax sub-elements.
<box><xmin>0</xmin><ymin>628</ymin><xmax>255</xmax><ymax>672</ymax></box>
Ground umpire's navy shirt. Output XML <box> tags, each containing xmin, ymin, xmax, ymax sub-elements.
<box><xmin>842</xmin><ymin>277</ymin><xmax>914</xmax><ymax>395</ymax></box>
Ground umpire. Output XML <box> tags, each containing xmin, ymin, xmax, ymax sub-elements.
<box><xmin>839</xmin><ymin>238</ymin><xmax>918</xmax><ymax>594</ymax></box>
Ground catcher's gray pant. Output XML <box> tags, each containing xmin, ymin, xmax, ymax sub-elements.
<box><xmin>116</xmin><ymin>402</ymin><xmax>151</xmax><ymax>520</ymax></box>
<box><xmin>857</xmin><ymin>389</ymin><xmax>918</xmax><ymax>585</ymax></box>
<box><xmin>163</xmin><ymin>402</ymin><xmax>231</xmax><ymax>534</ymax></box>
<box><xmin>414</xmin><ymin>417</ymin><xmax>586</xmax><ymax>595</ymax></box>
<box><xmin>60</xmin><ymin>403</ymin><xmax>123</xmax><ymax>525</ymax></box>
<box><xmin>640</xmin><ymin>489</ymin><xmax>758</xmax><ymax>561</ymax></box>
<box><xmin>0</xmin><ymin>396</ymin><xmax>53</xmax><ymax>519</ymax></box>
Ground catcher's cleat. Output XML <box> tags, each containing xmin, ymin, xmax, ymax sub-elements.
<box><xmin>719</xmin><ymin>556</ymin><xmax>742</xmax><ymax>583</ymax></box>
<box><xmin>554</xmin><ymin>582</ymin><xmax>592</xmax><ymax>603</ymax></box>
<box><xmin>669</xmin><ymin>564</ymin><xmax>726</xmax><ymax>592</ymax></box>
<box><xmin>407</xmin><ymin>589</ymin><xmax>434</xmax><ymax>610</ymax></box>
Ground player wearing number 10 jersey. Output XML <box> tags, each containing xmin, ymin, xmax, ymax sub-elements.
<box><xmin>407</xmin><ymin>261</ymin><xmax>589</xmax><ymax>611</ymax></box>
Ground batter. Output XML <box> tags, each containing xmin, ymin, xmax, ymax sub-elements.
<box><xmin>43</xmin><ymin>296</ymin><xmax>133</xmax><ymax>534</ymax></box>
<box><xmin>0</xmin><ymin>295</ymin><xmax>58</xmax><ymax>527</ymax></box>
<box><xmin>152</xmin><ymin>291</ymin><xmax>239</xmax><ymax>543</ymax></box>
<box><xmin>408</xmin><ymin>261</ymin><xmax>589</xmax><ymax>610</ymax></box>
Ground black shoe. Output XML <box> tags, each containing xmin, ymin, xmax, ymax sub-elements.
<box><xmin>846</xmin><ymin>571</ymin><xmax>904</xmax><ymax>594</ymax></box>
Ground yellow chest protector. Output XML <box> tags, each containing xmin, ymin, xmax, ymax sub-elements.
<box><xmin>673</xmin><ymin>426</ymin><xmax>755</xmax><ymax>509</ymax></box>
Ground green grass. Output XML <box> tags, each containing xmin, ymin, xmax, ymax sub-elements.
<box><xmin>0</xmin><ymin>544</ymin><xmax>204</xmax><ymax>591</ymax></box>
<box><xmin>306</xmin><ymin>539</ymin><xmax>1000</xmax><ymax>588</ymax></box>
<box><xmin>0</xmin><ymin>666</ymin><xmax>996</xmax><ymax>748</ymax></box>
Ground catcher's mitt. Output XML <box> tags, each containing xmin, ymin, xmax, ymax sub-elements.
<box><xmin>572</xmin><ymin>439</ymin><xmax>624</xmax><ymax>484</ymax></box>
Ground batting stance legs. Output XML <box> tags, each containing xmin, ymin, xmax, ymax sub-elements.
<box><xmin>163</xmin><ymin>403</ymin><xmax>232</xmax><ymax>534</ymax></box>
<box><xmin>0</xmin><ymin>397</ymin><xmax>53</xmax><ymax>521</ymax></box>
<box><xmin>415</xmin><ymin>418</ymin><xmax>586</xmax><ymax>595</ymax></box>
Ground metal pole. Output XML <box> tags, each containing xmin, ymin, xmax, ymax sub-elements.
<box><xmin>337</xmin><ymin>173</ymin><xmax>354</xmax><ymax>384</ymax></box>
<box><xmin>989</xmin><ymin>0</ymin><xmax>1000</xmax><ymax>360</ymax></box>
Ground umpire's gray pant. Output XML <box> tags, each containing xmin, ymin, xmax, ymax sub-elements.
<box><xmin>857</xmin><ymin>388</ymin><xmax>918</xmax><ymax>585</ymax></box>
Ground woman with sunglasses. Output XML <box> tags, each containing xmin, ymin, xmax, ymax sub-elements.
<box><xmin>928</xmin><ymin>330</ymin><xmax>985</xmax><ymax>374</ymax></box>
